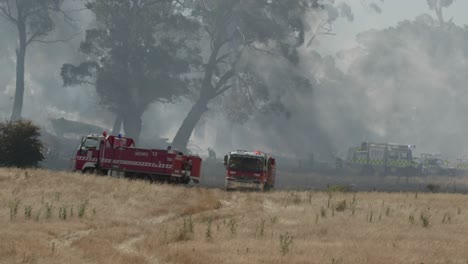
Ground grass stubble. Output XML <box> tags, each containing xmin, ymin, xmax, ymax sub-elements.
<box><xmin>1</xmin><ymin>168</ymin><xmax>468</xmax><ymax>264</ymax></box>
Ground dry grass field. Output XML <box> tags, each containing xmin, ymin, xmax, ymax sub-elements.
<box><xmin>2</xmin><ymin>168</ymin><xmax>468</xmax><ymax>264</ymax></box>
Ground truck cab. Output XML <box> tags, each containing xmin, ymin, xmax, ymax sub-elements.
<box><xmin>72</xmin><ymin>133</ymin><xmax>106</xmax><ymax>173</ymax></box>
<box><xmin>223</xmin><ymin>150</ymin><xmax>276</xmax><ymax>191</ymax></box>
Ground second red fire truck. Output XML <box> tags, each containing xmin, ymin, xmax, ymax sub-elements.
<box><xmin>223</xmin><ymin>150</ymin><xmax>276</xmax><ymax>191</ymax></box>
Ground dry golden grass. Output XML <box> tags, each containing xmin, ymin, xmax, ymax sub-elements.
<box><xmin>1</xmin><ymin>168</ymin><xmax>468</xmax><ymax>264</ymax></box>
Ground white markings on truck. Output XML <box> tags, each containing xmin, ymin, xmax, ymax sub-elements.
<box><xmin>99</xmin><ymin>158</ymin><xmax>172</xmax><ymax>169</ymax></box>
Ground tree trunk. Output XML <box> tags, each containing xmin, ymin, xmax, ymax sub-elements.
<box><xmin>172</xmin><ymin>42</ymin><xmax>221</xmax><ymax>151</ymax></box>
<box><xmin>436</xmin><ymin>7</ymin><xmax>445</xmax><ymax>26</ymax></box>
<box><xmin>122</xmin><ymin>109</ymin><xmax>143</xmax><ymax>143</ymax></box>
<box><xmin>112</xmin><ymin>115</ymin><xmax>122</xmax><ymax>135</ymax></box>
<box><xmin>172</xmin><ymin>97</ymin><xmax>210</xmax><ymax>151</ymax></box>
<box><xmin>10</xmin><ymin>21</ymin><xmax>27</xmax><ymax>121</ymax></box>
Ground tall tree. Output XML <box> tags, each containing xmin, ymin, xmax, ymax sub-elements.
<box><xmin>171</xmin><ymin>0</ymin><xmax>326</xmax><ymax>150</ymax></box>
<box><xmin>427</xmin><ymin>0</ymin><xmax>454</xmax><ymax>26</ymax></box>
<box><xmin>61</xmin><ymin>0</ymin><xmax>199</xmax><ymax>141</ymax></box>
<box><xmin>341</xmin><ymin>13</ymin><xmax>468</xmax><ymax>155</ymax></box>
<box><xmin>0</xmin><ymin>0</ymin><xmax>65</xmax><ymax>120</ymax></box>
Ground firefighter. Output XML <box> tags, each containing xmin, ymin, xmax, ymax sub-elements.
<box><xmin>208</xmin><ymin>147</ymin><xmax>216</xmax><ymax>160</ymax></box>
<box><xmin>184</xmin><ymin>159</ymin><xmax>193</xmax><ymax>174</ymax></box>
<box><xmin>335</xmin><ymin>157</ymin><xmax>343</xmax><ymax>169</ymax></box>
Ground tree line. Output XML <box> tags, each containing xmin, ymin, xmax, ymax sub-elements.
<box><xmin>0</xmin><ymin>0</ymin><xmax>334</xmax><ymax>151</ymax></box>
<box><xmin>1</xmin><ymin>0</ymin><xmax>462</xmax><ymax>158</ymax></box>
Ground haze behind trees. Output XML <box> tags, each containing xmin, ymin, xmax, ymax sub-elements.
<box><xmin>0</xmin><ymin>0</ymin><xmax>467</xmax><ymax>160</ymax></box>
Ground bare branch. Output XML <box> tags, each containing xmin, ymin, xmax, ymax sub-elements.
<box><xmin>247</xmin><ymin>44</ymin><xmax>276</xmax><ymax>56</ymax></box>
<box><xmin>80</xmin><ymin>80</ymin><xmax>95</xmax><ymax>86</ymax></box>
<box><xmin>214</xmin><ymin>84</ymin><xmax>232</xmax><ymax>97</ymax></box>
<box><xmin>214</xmin><ymin>67</ymin><xmax>236</xmax><ymax>96</ymax></box>
<box><xmin>23</xmin><ymin>5</ymin><xmax>47</xmax><ymax>19</ymax></box>
<box><xmin>200</xmin><ymin>0</ymin><xmax>212</xmax><ymax>12</ymax></box>
<box><xmin>307</xmin><ymin>18</ymin><xmax>336</xmax><ymax>47</ymax></box>
<box><xmin>174</xmin><ymin>0</ymin><xmax>187</xmax><ymax>8</ymax></box>
<box><xmin>26</xmin><ymin>30</ymin><xmax>41</xmax><ymax>46</ymax></box>
<box><xmin>215</xmin><ymin>52</ymin><xmax>232</xmax><ymax>64</ymax></box>
<box><xmin>27</xmin><ymin>32</ymin><xmax>81</xmax><ymax>46</ymax></box>
<box><xmin>80</xmin><ymin>0</ymin><xmax>96</xmax><ymax>14</ymax></box>
<box><xmin>66</xmin><ymin>7</ymin><xmax>88</xmax><ymax>13</ymax></box>
<box><xmin>0</xmin><ymin>1</ymin><xmax>18</xmax><ymax>23</ymax></box>
<box><xmin>58</xmin><ymin>8</ymin><xmax>77</xmax><ymax>23</ymax></box>
<box><xmin>203</xmin><ymin>25</ymin><xmax>213</xmax><ymax>39</ymax></box>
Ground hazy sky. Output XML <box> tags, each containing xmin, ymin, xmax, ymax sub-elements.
<box><xmin>321</xmin><ymin>0</ymin><xmax>468</xmax><ymax>54</ymax></box>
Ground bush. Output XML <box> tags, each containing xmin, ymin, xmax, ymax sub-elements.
<box><xmin>0</xmin><ymin>120</ymin><xmax>44</xmax><ymax>168</ymax></box>
<box><xmin>426</xmin><ymin>183</ymin><xmax>441</xmax><ymax>193</ymax></box>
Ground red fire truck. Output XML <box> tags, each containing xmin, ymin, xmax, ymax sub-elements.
<box><xmin>71</xmin><ymin>132</ymin><xmax>202</xmax><ymax>184</ymax></box>
<box><xmin>223</xmin><ymin>150</ymin><xmax>276</xmax><ymax>191</ymax></box>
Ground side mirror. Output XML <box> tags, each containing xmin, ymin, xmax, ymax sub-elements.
<box><xmin>270</xmin><ymin>159</ymin><xmax>276</xmax><ymax>166</ymax></box>
<box><xmin>224</xmin><ymin>155</ymin><xmax>228</xmax><ymax>166</ymax></box>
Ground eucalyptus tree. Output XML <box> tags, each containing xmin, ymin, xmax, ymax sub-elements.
<box><xmin>171</xmin><ymin>0</ymin><xmax>329</xmax><ymax>150</ymax></box>
<box><xmin>61</xmin><ymin>0</ymin><xmax>200</xmax><ymax>140</ymax></box>
<box><xmin>0</xmin><ymin>0</ymin><xmax>67</xmax><ymax>120</ymax></box>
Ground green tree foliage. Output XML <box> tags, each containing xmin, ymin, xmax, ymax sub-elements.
<box><xmin>0</xmin><ymin>0</ymin><xmax>65</xmax><ymax>120</ymax></box>
<box><xmin>61</xmin><ymin>0</ymin><xmax>200</xmax><ymax>140</ymax></box>
<box><xmin>0</xmin><ymin>120</ymin><xmax>44</xmax><ymax>168</ymax></box>
<box><xmin>171</xmin><ymin>0</ymin><xmax>327</xmax><ymax>150</ymax></box>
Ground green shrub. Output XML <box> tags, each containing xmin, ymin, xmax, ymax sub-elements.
<box><xmin>228</xmin><ymin>218</ymin><xmax>237</xmax><ymax>237</ymax></box>
<box><xmin>420</xmin><ymin>212</ymin><xmax>430</xmax><ymax>228</ymax></box>
<box><xmin>206</xmin><ymin>217</ymin><xmax>213</xmax><ymax>240</ymax></box>
<box><xmin>279</xmin><ymin>232</ymin><xmax>294</xmax><ymax>255</ymax></box>
<box><xmin>257</xmin><ymin>218</ymin><xmax>266</xmax><ymax>237</ymax></box>
<box><xmin>426</xmin><ymin>184</ymin><xmax>440</xmax><ymax>193</ymax></box>
<box><xmin>24</xmin><ymin>205</ymin><xmax>32</xmax><ymax>219</ymax></box>
<box><xmin>177</xmin><ymin>216</ymin><xmax>195</xmax><ymax>241</ymax></box>
<box><xmin>0</xmin><ymin>120</ymin><xmax>44</xmax><ymax>168</ymax></box>
<box><xmin>44</xmin><ymin>203</ymin><xmax>53</xmax><ymax>220</ymax></box>
<box><xmin>9</xmin><ymin>198</ymin><xmax>21</xmax><ymax>220</ymax></box>
<box><xmin>409</xmin><ymin>212</ymin><xmax>415</xmax><ymax>224</ymax></box>
<box><xmin>59</xmin><ymin>205</ymin><xmax>68</xmax><ymax>220</ymax></box>
<box><xmin>78</xmin><ymin>200</ymin><xmax>88</xmax><ymax>218</ymax></box>
<box><xmin>320</xmin><ymin>206</ymin><xmax>326</xmax><ymax>218</ymax></box>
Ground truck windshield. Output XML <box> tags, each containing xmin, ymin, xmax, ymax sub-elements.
<box><xmin>229</xmin><ymin>156</ymin><xmax>264</xmax><ymax>172</ymax></box>
<box><xmin>81</xmin><ymin>137</ymin><xmax>99</xmax><ymax>150</ymax></box>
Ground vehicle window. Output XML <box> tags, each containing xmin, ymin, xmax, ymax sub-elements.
<box><xmin>229</xmin><ymin>156</ymin><xmax>264</xmax><ymax>172</ymax></box>
<box><xmin>399</xmin><ymin>152</ymin><xmax>408</xmax><ymax>160</ymax></box>
<box><xmin>388</xmin><ymin>151</ymin><xmax>398</xmax><ymax>159</ymax></box>
<box><xmin>355</xmin><ymin>152</ymin><xmax>367</xmax><ymax>160</ymax></box>
<box><xmin>81</xmin><ymin>138</ymin><xmax>99</xmax><ymax>150</ymax></box>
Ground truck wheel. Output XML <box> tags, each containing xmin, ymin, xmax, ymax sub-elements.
<box><xmin>182</xmin><ymin>177</ymin><xmax>191</xmax><ymax>184</ymax></box>
<box><xmin>143</xmin><ymin>175</ymin><xmax>153</xmax><ymax>183</ymax></box>
<box><xmin>83</xmin><ymin>168</ymin><xmax>95</xmax><ymax>175</ymax></box>
<box><xmin>259</xmin><ymin>184</ymin><xmax>265</xmax><ymax>192</ymax></box>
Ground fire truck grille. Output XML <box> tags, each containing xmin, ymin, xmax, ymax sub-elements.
<box><xmin>233</xmin><ymin>176</ymin><xmax>257</xmax><ymax>183</ymax></box>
